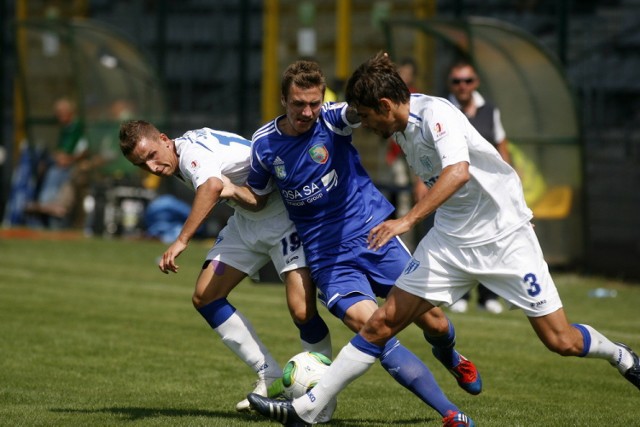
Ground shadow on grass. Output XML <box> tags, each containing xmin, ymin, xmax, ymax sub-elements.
<box><xmin>50</xmin><ymin>406</ymin><xmax>256</xmax><ymax>422</ymax></box>
<box><xmin>50</xmin><ymin>406</ymin><xmax>434</xmax><ymax>425</ymax></box>
<box><xmin>327</xmin><ymin>418</ymin><xmax>435</xmax><ymax>426</ymax></box>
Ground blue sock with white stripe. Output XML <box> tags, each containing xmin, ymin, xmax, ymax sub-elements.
<box><xmin>378</xmin><ymin>337</ymin><xmax>459</xmax><ymax>416</ymax></box>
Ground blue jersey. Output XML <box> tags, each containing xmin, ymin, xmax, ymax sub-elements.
<box><xmin>248</xmin><ymin>102</ymin><xmax>394</xmax><ymax>254</ymax></box>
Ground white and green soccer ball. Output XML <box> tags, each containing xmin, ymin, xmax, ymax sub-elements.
<box><xmin>282</xmin><ymin>351</ymin><xmax>332</xmax><ymax>399</ymax></box>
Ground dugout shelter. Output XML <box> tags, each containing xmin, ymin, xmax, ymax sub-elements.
<box><xmin>15</xmin><ymin>17</ymin><xmax>166</xmax><ymax>177</ymax></box>
<box><xmin>11</xmin><ymin>17</ymin><xmax>166</xmax><ymax>232</ymax></box>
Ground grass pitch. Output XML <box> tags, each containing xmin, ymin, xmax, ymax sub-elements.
<box><xmin>0</xmin><ymin>235</ymin><xmax>638</xmax><ymax>426</ymax></box>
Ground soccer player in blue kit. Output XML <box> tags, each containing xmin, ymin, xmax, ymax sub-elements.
<box><xmin>224</xmin><ymin>60</ymin><xmax>478</xmax><ymax>426</ymax></box>
<box><xmin>119</xmin><ymin>121</ymin><xmax>332</xmax><ymax>412</ymax></box>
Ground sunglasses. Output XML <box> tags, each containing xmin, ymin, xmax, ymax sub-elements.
<box><xmin>450</xmin><ymin>77</ymin><xmax>475</xmax><ymax>85</ymax></box>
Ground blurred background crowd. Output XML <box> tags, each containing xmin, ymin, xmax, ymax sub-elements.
<box><xmin>0</xmin><ymin>0</ymin><xmax>639</xmax><ymax>280</ymax></box>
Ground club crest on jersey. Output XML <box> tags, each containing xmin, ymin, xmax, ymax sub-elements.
<box><xmin>308</xmin><ymin>143</ymin><xmax>329</xmax><ymax>164</ymax></box>
<box><xmin>273</xmin><ymin>157</ymin><xmax>286</xmax><ymax>179</ymax></box>
<box><xmin>419</xmin><ymin>155</ymin><xmax>433</xmax><ymax>171</ymax></box>
<box><xmin>403</xmin><ymin>258</ymin><xmax>420</xmax><ymax>275</ymax></box>
<box><xmin>433</xmin><ymin>122</ymin><xmax>447</xmax><ymax>140</ymax></box>
<box><xmin>190</xmin><ymin>160</ymin><xmax>200</xmax><ymax>171</ymax></box>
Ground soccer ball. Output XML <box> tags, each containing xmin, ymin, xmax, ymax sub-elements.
<box><xmin>282</xmin><ymin>351</ymin><xmax>332</xmax><ymax>399</ymax></box>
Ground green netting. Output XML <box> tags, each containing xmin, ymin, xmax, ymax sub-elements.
<box><xmin>17</xmin><ymin>18</ymin><xmax>166</xmax><ymax>178</ymax></box>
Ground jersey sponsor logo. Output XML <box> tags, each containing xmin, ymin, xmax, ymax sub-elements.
<box><xmin>308</xmin><ymin>143</ymin><xmax>329</xmax><ymax>164</ymax></box>
<box><xmin>434</xmin><ymin>122</ymin><xmax>447</xmax><ymax>140</ymax></box>
<box><xmin>403</xmin><ymin>257</ymin><xmax>420</xmax><ymax>275</ymax></box>
<box><xmin>279</xmin><ymin>170</ymin><xmax>338</xmax><ymax>206</ymax></box>
<box><xmin>273</xmin><ymin>156</ymin><xmax>286</xmax><ymax>179</ymax></box>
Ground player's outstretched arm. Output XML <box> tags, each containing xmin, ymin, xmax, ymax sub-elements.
<box><xmin>158</xmin><ymin>177</ymin><xmax>223</xmax><ymax>274</ymax></box>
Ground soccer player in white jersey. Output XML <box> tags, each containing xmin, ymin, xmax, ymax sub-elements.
<box><xmin>248</xmin><ymin>52</ymin><xmax>640</xmax><ymax>426</ymax></box>
<box><xmin>118</xmin><ymin>120</ymin><xmax>332</xmax><ymax>412</ymax></box>
<box><xmin>223</xmin><ymin>60</ymin><xmax>477</xmax><ymax>427</ymax></box>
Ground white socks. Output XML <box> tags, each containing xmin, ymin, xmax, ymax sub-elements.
<box><xmin>293</xmin><ymin>342</ymin><xmax>376</xmax><ymax>423</ymax></box>
<box><xmin>215</xmin><ymin>311</ymin><xmax>282</xmax><ymax>380</ymax></box>
<box><xmin>580</xmin><ymin>324</ymin><xmax>634</xmax><ymax>373</ymax></box>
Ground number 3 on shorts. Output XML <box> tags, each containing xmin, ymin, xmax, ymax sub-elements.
<box><xmin>523</xmin><ymin>273</ymin><xmax>541</xmax><ymax>297</ymax></box>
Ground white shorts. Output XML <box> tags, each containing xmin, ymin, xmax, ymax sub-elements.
<box><xmin>205</xmin><ymin>210</ymin><xmax>306</xmax><ymax>281</ymax></box>
<box><xmin>396</xmin><ymin>223</ymin><xmax>562</xmax><ymax>317</ymax></box>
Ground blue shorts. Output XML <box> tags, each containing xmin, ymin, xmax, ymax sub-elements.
<box><xmin>307</xmin><ymin>234</ymin><xmax>411</xmax><ymax>320</ymax></box>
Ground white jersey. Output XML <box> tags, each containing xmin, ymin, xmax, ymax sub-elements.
<box><xmin>174</xmin><ymin>128</ymin><xmax>283</xmax><ymax>221</ymax></box>
<box><xmin>393</xmin><ymin>94</ymin><xmax>532</xmax><ymax>247</ymax></box>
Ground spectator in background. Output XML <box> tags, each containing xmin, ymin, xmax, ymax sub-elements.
<box><xmin>446</xmin><ymin>60</ymin><xmax>509</xmax><ymax>314</ymax></box>
<box><xmin>27</xmin><ymin>97</ymin><xmax>88</xmax><ymax>228</ymax></box>
<box><xmin>447</xmin><ymin>60</ymin><xmax>511</xmax><ymax>164</ymax></box>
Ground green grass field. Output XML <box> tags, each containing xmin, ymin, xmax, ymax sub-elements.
<box><xmin>1</xmin><ymin>235</ymin><xmax>638</xmax><ymax>426</ymax></box>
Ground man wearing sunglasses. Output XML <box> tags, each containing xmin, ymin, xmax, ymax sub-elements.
<box><xmin>446</xmin><ymin>60</ymin><xmax>510</xmax><ymax>315</ymax></box>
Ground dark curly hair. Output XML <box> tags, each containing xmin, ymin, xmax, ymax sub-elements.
<box><xmin>345</xmin><ymin>51</ymin><xmax>410</xmax><ymax>113</ymax></box>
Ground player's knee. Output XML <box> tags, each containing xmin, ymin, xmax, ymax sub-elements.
<box><xmin>192</xmin><ymin>293</ymin><xmax>203</xmax><ymax>309</ymax></box>
<box><xmin>192</xmin><ymin>290</ymin><xmax>211</xmax><ymax>309</ymax></box>
<box><xmin>364</xmin><ymin>309</ymin><xmax>397</xmax><ymax>340</ymax></box>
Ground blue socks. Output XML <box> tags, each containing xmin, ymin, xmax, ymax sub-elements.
<box><xmin>196</xmin><ymin>298</ymin><xmax>236</xmax><ymax>329</ymax></box>
<box><xmin>295</xmin><ymin>313</ymin><xmax>330</xmax><ymax>344</ymax></box>
<box><xmin>351</xmin><ymin>335</ymin><xmax>459</xmax><ymax>416</ymax></box>
<box><xmin>424</xmin><ymin>319</ymin><xmax>460</xmax><ymax>368</ymax></box>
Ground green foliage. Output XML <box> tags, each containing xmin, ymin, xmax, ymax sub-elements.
<box><xmin>0</xmin><ymin>237</ymin><xmax>638</xmax><ymax>426</ymax></box>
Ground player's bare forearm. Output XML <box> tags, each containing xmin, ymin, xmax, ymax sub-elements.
<box><xmin>177</xmin><ymin>177</ymin><xmax>222</xmax><ymax>244</ymax></box>
<box><xmin>404</xmin><ymin>162</ymin><xmax>469</xmax><ymax>225</ymax></box>
<box><xmin>159</xmin><ymin>177</ymin><xmax>221</xmax><ymax>274</ymax></box>
<box><xmin>368</xmin><ymin>161</ymin><xmax>469</xmax><ymax>250</ymax></box>
<box><xmin>223</xmin><ymin>182</ymin><xmax>268</xmax><ymax>212</ymax></box>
